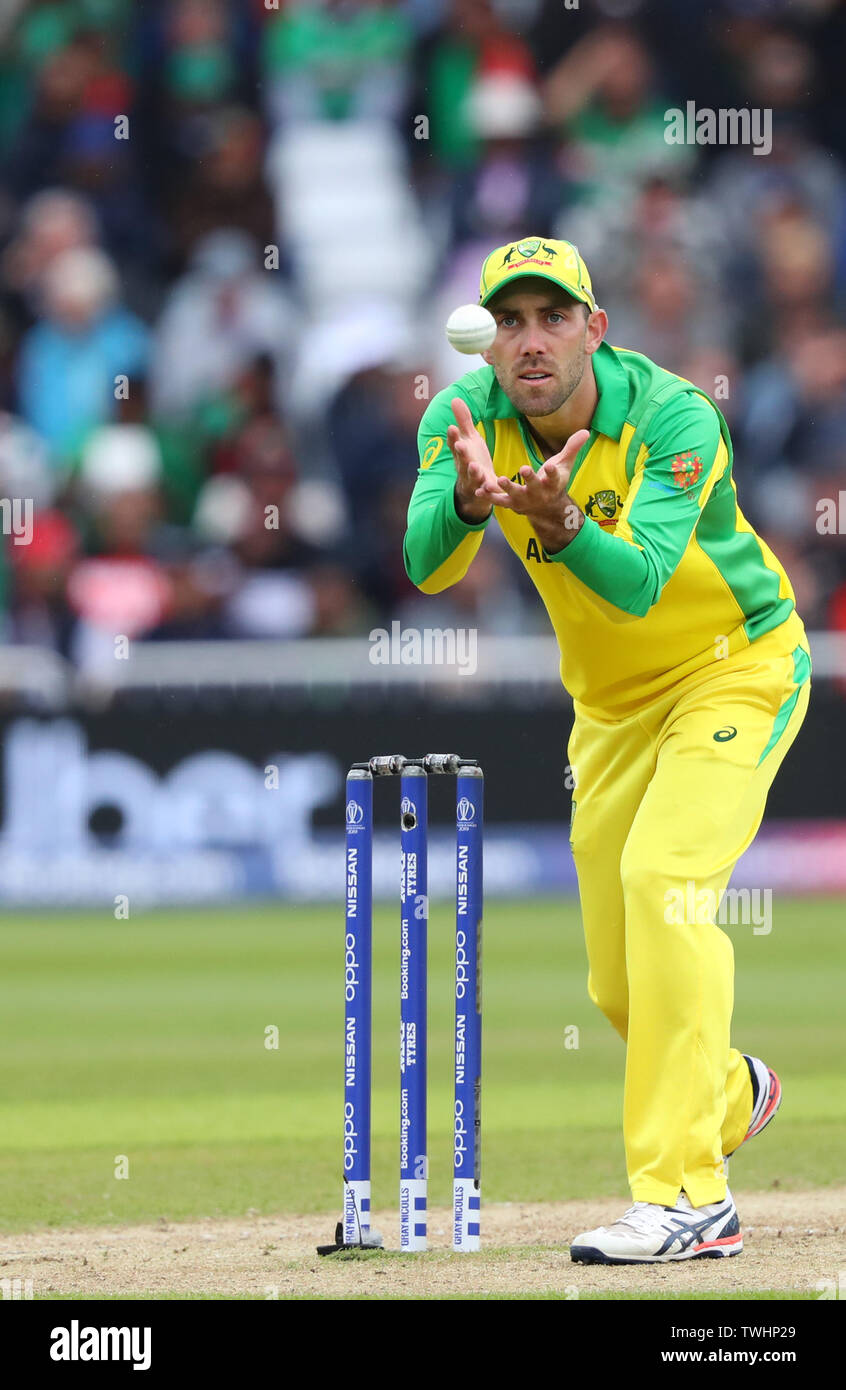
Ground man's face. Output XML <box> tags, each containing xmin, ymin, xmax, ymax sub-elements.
<box><xmin>483</xmin><ymin>284</ymin><xmax>597</xmax><ymax>416</ymax></box>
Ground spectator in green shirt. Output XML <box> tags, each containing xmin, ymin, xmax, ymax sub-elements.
<box><xmin>262</xmin><ymin>0</ymin><xmax>414</xmax><ymax>126</ymax></box>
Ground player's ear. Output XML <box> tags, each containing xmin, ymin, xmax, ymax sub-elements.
<box><xmin>482</xmin><ymin>349</ymin><xmax>494</xmax><ymax>365</ymax></box>
<box><xmin>584</xmin><ymin>308</ymin><xmax>608</xmax><ymax>356</ymax></box>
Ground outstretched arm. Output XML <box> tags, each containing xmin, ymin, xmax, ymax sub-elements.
<box><xmin>404</xmin><ymin>385</ymin><xmax>494</xmax><ymax>593</ymax></box>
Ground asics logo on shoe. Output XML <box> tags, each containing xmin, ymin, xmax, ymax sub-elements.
<box><xmin>656</xmin><ymin>1202</ymin><xmax>736</xmax><ymax>1257</ymax></box>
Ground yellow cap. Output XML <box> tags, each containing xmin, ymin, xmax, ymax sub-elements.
<box><xmin>479</xmin><ymin>236</ymin><xmax>596</xmax><ymax>311</ymax></box>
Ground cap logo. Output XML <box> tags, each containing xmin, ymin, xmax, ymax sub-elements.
<box><xmin>503</xmin><ymin>238</ymin><xmax>559</xmax><ymax>266</ymax></box>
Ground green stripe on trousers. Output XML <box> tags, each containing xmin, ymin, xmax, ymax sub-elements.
<box><xmin>756</xmin><ymin>645</ymin><xmax>812</xmax><ymax>768</ymax></box>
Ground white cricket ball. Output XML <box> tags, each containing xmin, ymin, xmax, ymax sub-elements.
<box><xmin>445</xmin><ymin>303</ymin><xmax>497</xmax><ymax>354</ymax></box>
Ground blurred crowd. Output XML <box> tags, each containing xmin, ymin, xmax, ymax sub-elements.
<box><xmin>1</xmin><ymin>0</ymin><xmax>846</xmax><ymax>672</ymax></box>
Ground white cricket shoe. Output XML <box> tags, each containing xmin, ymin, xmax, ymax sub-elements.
<box><xmin>570</xmin><ymin>1190</ymin><xmax>742</xmax><ymax>1264</ymax></box>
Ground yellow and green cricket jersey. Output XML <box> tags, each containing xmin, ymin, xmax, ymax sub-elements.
<box><xmin>404</xmin><ymin>341</ymin><xmax>805</xmax><ymax>714</ymax></box>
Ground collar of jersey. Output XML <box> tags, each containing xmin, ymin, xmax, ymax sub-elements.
<box><xmin>488</xmin><ymin>341</ymin><xmax>629</xmax><ymax>482</ymax></box>
<box><xmin>589</xmin><ymin>341</ymin><xmax>629</xmax><ymax>441</ymax></box>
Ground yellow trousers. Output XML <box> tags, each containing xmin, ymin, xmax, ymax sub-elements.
<box><xmin>568</xmin><ymin>623</ymin><xmax>811</xmax><ymax>1207</ymax></box>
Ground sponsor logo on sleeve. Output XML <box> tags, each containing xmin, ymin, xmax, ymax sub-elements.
<box><xmin>421</xmin><ymin>438</ymin><xmax>444</xmax><ymax>469</ymax></box>
<box><xmin>671</xmin><ymin>451</ymin><xmax>703</xmax><ymax>489</ymax></box>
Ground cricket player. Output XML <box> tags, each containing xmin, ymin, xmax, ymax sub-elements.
<box><xmin>403</xmin><ymin>237</ymin><xmax>810</xmax><ymax>1263</ymax></box>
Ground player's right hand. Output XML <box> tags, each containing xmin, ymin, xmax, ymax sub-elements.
<box><xmin>448</xmin><ymin>397</ymin><xmax>496</xmax><ymax>523</ymax></box>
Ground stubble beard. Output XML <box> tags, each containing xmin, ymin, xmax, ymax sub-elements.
<box><xmin>497</xmin><ymin>341</ymin><xmax>587</xmax><ymax>418</ymax></box>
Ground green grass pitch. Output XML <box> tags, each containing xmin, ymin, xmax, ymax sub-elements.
<box><xmin>0</xmin><ymin>897</ymin><xmax>843</xmax><ymax>1233</ymax></box>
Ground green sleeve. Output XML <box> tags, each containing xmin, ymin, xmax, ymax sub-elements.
<box><xmin>546</xmin><ymin>395</ymin><xmax>727</xmax><ymax>617</ymax></box>
<box><xmin>403</xmin><ymin>376</ymin><xmax>493</xmax><ymax>592</ymax></box>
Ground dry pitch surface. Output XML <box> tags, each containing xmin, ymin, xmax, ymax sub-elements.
<box><xmin>2</xmin><ymin>1187</ymin><xmax>844</xmax><ymax>1299</ymax></box>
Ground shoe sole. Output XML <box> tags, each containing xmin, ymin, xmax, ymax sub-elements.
<box><xmin>724</xmin><ymin>1061</ymin><xmax>782</xmax><ymax>1160</ymax></box>
<box><xmin>748</xmin><ymin>1066</ymin><xmax>781</xmax><ymax>1140</ymax></box>
<box><xmin>570</xmin><ymin>1233</ymin><xmax>743</xmax><ymax>1265</ymax></box>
